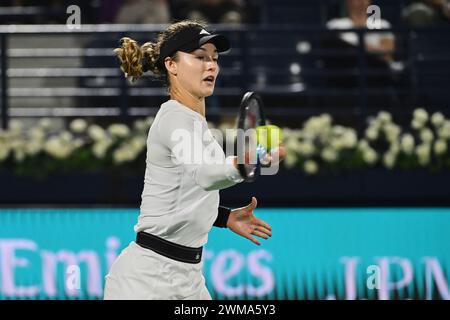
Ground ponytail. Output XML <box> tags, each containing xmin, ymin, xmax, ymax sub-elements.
<box><xmin>114</xmin><ymin>37</ymin><xmax>164</xmax><ymax>83</ymax></box>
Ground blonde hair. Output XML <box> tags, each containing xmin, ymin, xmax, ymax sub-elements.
<box><xmin>114</xmin><ymin>20</ymin><xmax>207</xmax><ymax>85</ymax></box>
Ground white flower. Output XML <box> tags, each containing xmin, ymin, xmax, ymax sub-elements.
<box><xmin>365</xmin><ymin>126</ymin><xmax>379</xmax><ymax>141</ymax></box>
<box><xmin>358</xmin><ymin>139</ymin><xmax>369</xmax><ymax>151</ymax></box>
<box><xmin>0</xmin><ymin>145</ymin><xmax>9</xmax><ymax>161</ymax></box>
<box><xmin>319</xmin><ymin>130</ymin><xmax>332</xmax><ymax>145</ymax></box>
<box><xmin>112</xmin><ymin>146</ymin><xmax>137</xmax><ymax>164</ymax></box>
<box><xmin>434</xmin><ymin>139</ymin><xmax>447</xmax><ymax>156</ymax></box>
<box><xmin>415</xmin><ymin>143</ymin><xmax>431</xmax><ymax>166</ymax></box>
<box><xmin>298</xmin><ymin>141</ymin><xmax>315</xmax><ymax>156</ymax></box>
<box><xmin>9</xmin><ymin>139</ymin><xmax>23</xmax><ymax>149</ymax></box>
<box><xmin>285</xmin><ymin>138</ymin><xmax>300</xmax><ymax>153</ymax></box>
<box><xmin>377</xmin><ymin>111</ymin><xmax>392</xmax><ymax>124</ymax></box>
<box><xmin>437</xmin><ymin>120</ymin><xmax>450</xmax><ymax>139</ymax></box>
<box><xmin>1</xmin><ymin>130</ymin><xmax>14</xmax><ymax>141</ymax></box>
<box><xmin>400</xmin><ymin>134</ymin><xmax>415</xmax><ymax>155</ymax></box>
<box><xmin>25</xmin><ymin>139</ymin><xmax>43</xmax><ymax>156</ymax></box>
<box><xmin>38</xmin><ymin>118</ymin><xmax>52</xmax><ymax>130</ymax></box>
<box><xmin>23</xmin><ymin>134</ymin><xmax>43</xmax><ymax>157</ymax></box>
<box><xmin>284</xmin><ymin>150</ymin><xmax>298</xmax><ymax>169</ymax></box>
<box><xmin>321</xmin><ymin>147</ymin><xmax>338</xmax><ymax>162</ymax></box>
<box><xmin>303</xmin><ymin>160</ymin><xmax>318</xmax><ymax>175</ymax></box>
<box><xmin>29</xmin><ymin>127</ymin><xmax>45</xmax><ymax>140</ymax></box>
<box><xmin>413</xmin><ymin>108</ymin><xmax>428</xmax><ymax>123</ymax></box>
<box><xmin>383</xmin><ymin>124</ymin><xmax>401</xmax><ymax>143</ymax></box>
<box><xmin>70</xmin><ymin>119</ymin><xmax>88</xmax><ymax>133</ymax></box>
<box><xmin>419</xmin><ymin>128</ymin><xmax>434</xmax><ymax>143</ymax></box>
<box><xmin>342</xmin><ymin>129</ymin><xmax>357</xmax><ymax>148</ymax></box>
<box><xmin>306</xmin><ymin>114</ymin><xmax>332</xmax><ymax>138</ymax></box>
<box><xmin>331</xmin><ymin>125</ymin><xmax>346</xmax><ymax>137</ymax></box>
<box><xmin>108</xmin><ymin>124</ymin><xmax>130</xmax><ymax>138</ymax></box>
<box><xmin>92</xmin><ymin>140</ymin><xmax>112</xmax><ymax>159</ymax></box>
<box><xmin>362</xmin><ymin>148</ymin><xmax>378</xmax><ymax>165</ymax></box>
<box><xmin>304</xmin><ymin>117</ymin><xmax>323</xmax><ymax>133</ymax></box>
<box><xmin>411</xmin><ymin>118</ymin><xmax>424</xmax><ymax>130</ymax></box>
<box><xmin>292</xmin><ymin>130</ymin><xmax>303</xmax><ymax>139</ymax></box>
<box><xmin>302</xmin><ymin>130</ymin><xmax>316</xmax><ymax>141</ymax></box>
<box><xmin>14</xmin><ymin>148</ymin><xmax>26</xmax><ymax>163</ymax></box>
<box><xmin>431</xmin><ymin>112</ymin><xmax>445</xmax><ymax>127</ymax></box>
<box><xmin>126</xmin><ymin>147</ymin><xmax>139</xmax><ymax>162</ymax></box>
<box><xmin>59</xmin><ymin>131</ymin><xmax>73</xmax><ymax>142</ymax></box>
<box><xmin>388</xmin><ymin>141</ymin><xmax>400</xmax><ymax>155</ymax></box>
<box><xmin>303</xmin><ymin>116</ymin><xmax>332</xmax><ymax>141</ymax></box>
<box><xmin>330</xmin><ymin>139</ymin><xmax>344</xmax><ymax>150</ymax></box>
<box><xmin>9</xmin><ymin>139</ymin><xmax>26</xmax><ymax>163</ymax></box>
<box><xmin>73</xmin><ymin>139</ymin><xmax>84</xmax><ymax>148</ymax></box>
<box><xmin>133</xmin><ymin>119</ymin><xmax>147</xmax><ymax>132</ymax></box>
<box><xmin>132</xmin><ymin>116</ymin><xmax>154</xmax><ymax>132</ymax></box>
<box><xmin>88</xmin><ymin>125</ymin><xmax>106</xmax><ymax>141</ymax></box>
<box><xmin>383</xmin><ymin>151</ymin><xmax>397</xmax><ymax>169</ymax></box>
<box><xmin>9</xmin><ymin>119</ymin><xmax>23</xmax><ymax>133</ymax></box>
<box><xmin>129</xmin><ymin>136</ymin><xmax>146</xmax><ymax>154</ymax></box>
<box><xmin>282</xmin><ymin>127</ymin><xmax>292</xmax><ymax>137</ymax></box>
<box><xmin>44</xmin><ymin>137</ymin><xmax>72</xmax><ymax>159</ymax></box>
<box><xmin>112</xmin><ymin>149</ymin><xmax>126</xmax><ymax>164</ymax></box>
<box><xmin>320</xmin><ymin>113</ymin><xmax>332</xmax><ymax>127</ymax></box>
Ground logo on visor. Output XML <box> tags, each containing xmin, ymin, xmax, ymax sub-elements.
<box><xmin>199</xmin><ymin>29</ymin><xmax>210</xmax><ymax>35</ymax></box>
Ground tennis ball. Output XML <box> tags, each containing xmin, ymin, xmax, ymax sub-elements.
<box><xmin>256</xmin><ymin>125</ymin><xmax>283</xmax><ymax>150</ymax></box>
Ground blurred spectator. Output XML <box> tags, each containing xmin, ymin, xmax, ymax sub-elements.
<box><xmin>402</xmin><ymin>0</ymin><xmax>450</xmax><ymax>26</ymax></box>
<box><xmin>99</xmin><ymin>0</ymin><xmax>124</xmax><ymax>23</ymax></box>
<box><xmin>5</xmin><ymin>0</ymin><xmax>41</xmax><ymax>5</ymax></box>
<box><xmin>114</xmin><ymin>0</ymin><xmax>170</xmax><ymax>24</ymax></box>
<box><xmin>167</xmin><ymin>0</ymin><xmax>191</xmax><ymax>21</ymax></box>
<box><xmin>2</xmin><ymin>0</ymin><xmax>63</xmax><ymax>24</ymax></box>
<box><xmin>187</xmin><ymin>0</ymin><xmax>244</xmax><ymax>25</ymax></box>
<box><xmin>3</xmin><ymin>0</ymin><xmax>99</xmax><ymax>24</ymax></box>
<box><xmin>327</xmin><ymin>0</ymin><xmax>395</xmax><ymax>62</ymax></box>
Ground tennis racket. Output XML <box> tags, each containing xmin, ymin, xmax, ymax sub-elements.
<box><xmin>235</xmin><ymin>92</ymin><xmax>269</xmax><ymax>182</ymax></box>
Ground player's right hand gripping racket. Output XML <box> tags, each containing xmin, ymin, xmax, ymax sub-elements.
<box><xmin>235</xmin><ymin>92</ymin><xmax>270</xmax><ymax>182</ymax></box>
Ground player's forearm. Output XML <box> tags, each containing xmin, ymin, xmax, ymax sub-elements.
<box><xmin>193</xmin><ymin>156</ymin><xmax>243</xmax><ymax>191</ymax></box>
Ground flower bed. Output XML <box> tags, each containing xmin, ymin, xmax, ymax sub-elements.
<box><xmin>1</xmin><ymin>107</ymin><xmax>450</xmax><ymax>206</ymax></box>
<box><xmin>1</xmin><ymin>108</ymin><xmax>449</xmax><ymax>178</ymax></box>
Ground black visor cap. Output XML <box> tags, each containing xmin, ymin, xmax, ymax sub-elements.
<box><xmin>158</xmin><ymin>27</ymin><xmax>231</xmax><ymax>67</ymax></box>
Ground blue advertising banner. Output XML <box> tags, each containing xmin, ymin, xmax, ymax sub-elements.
<box><xmin>0</xmin><ymin>208</ymin><xmax>449</xmax><ymax>300</ymax></box>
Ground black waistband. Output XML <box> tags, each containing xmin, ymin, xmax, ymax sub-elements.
<box><xmin>136</xmin><ymin>231</ymin><xmax>203</xmax><ymax>264</ymax></box>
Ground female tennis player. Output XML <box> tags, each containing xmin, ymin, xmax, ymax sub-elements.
<box><xmin>104</xmin><ymin>20</ymin><xmax>284</xmax><ymax>300</ymax></box>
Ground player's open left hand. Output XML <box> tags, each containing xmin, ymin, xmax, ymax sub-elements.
<box><xmin>226</xmin><ymin>197</ymin><xmax>272</xmax><ymax>246</ymax></box>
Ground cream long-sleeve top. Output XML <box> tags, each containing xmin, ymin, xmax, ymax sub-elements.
<box><xmin>134</xmin><ymin>99</ymin><xmax>243</xmax><ymax>247</ymax></box>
